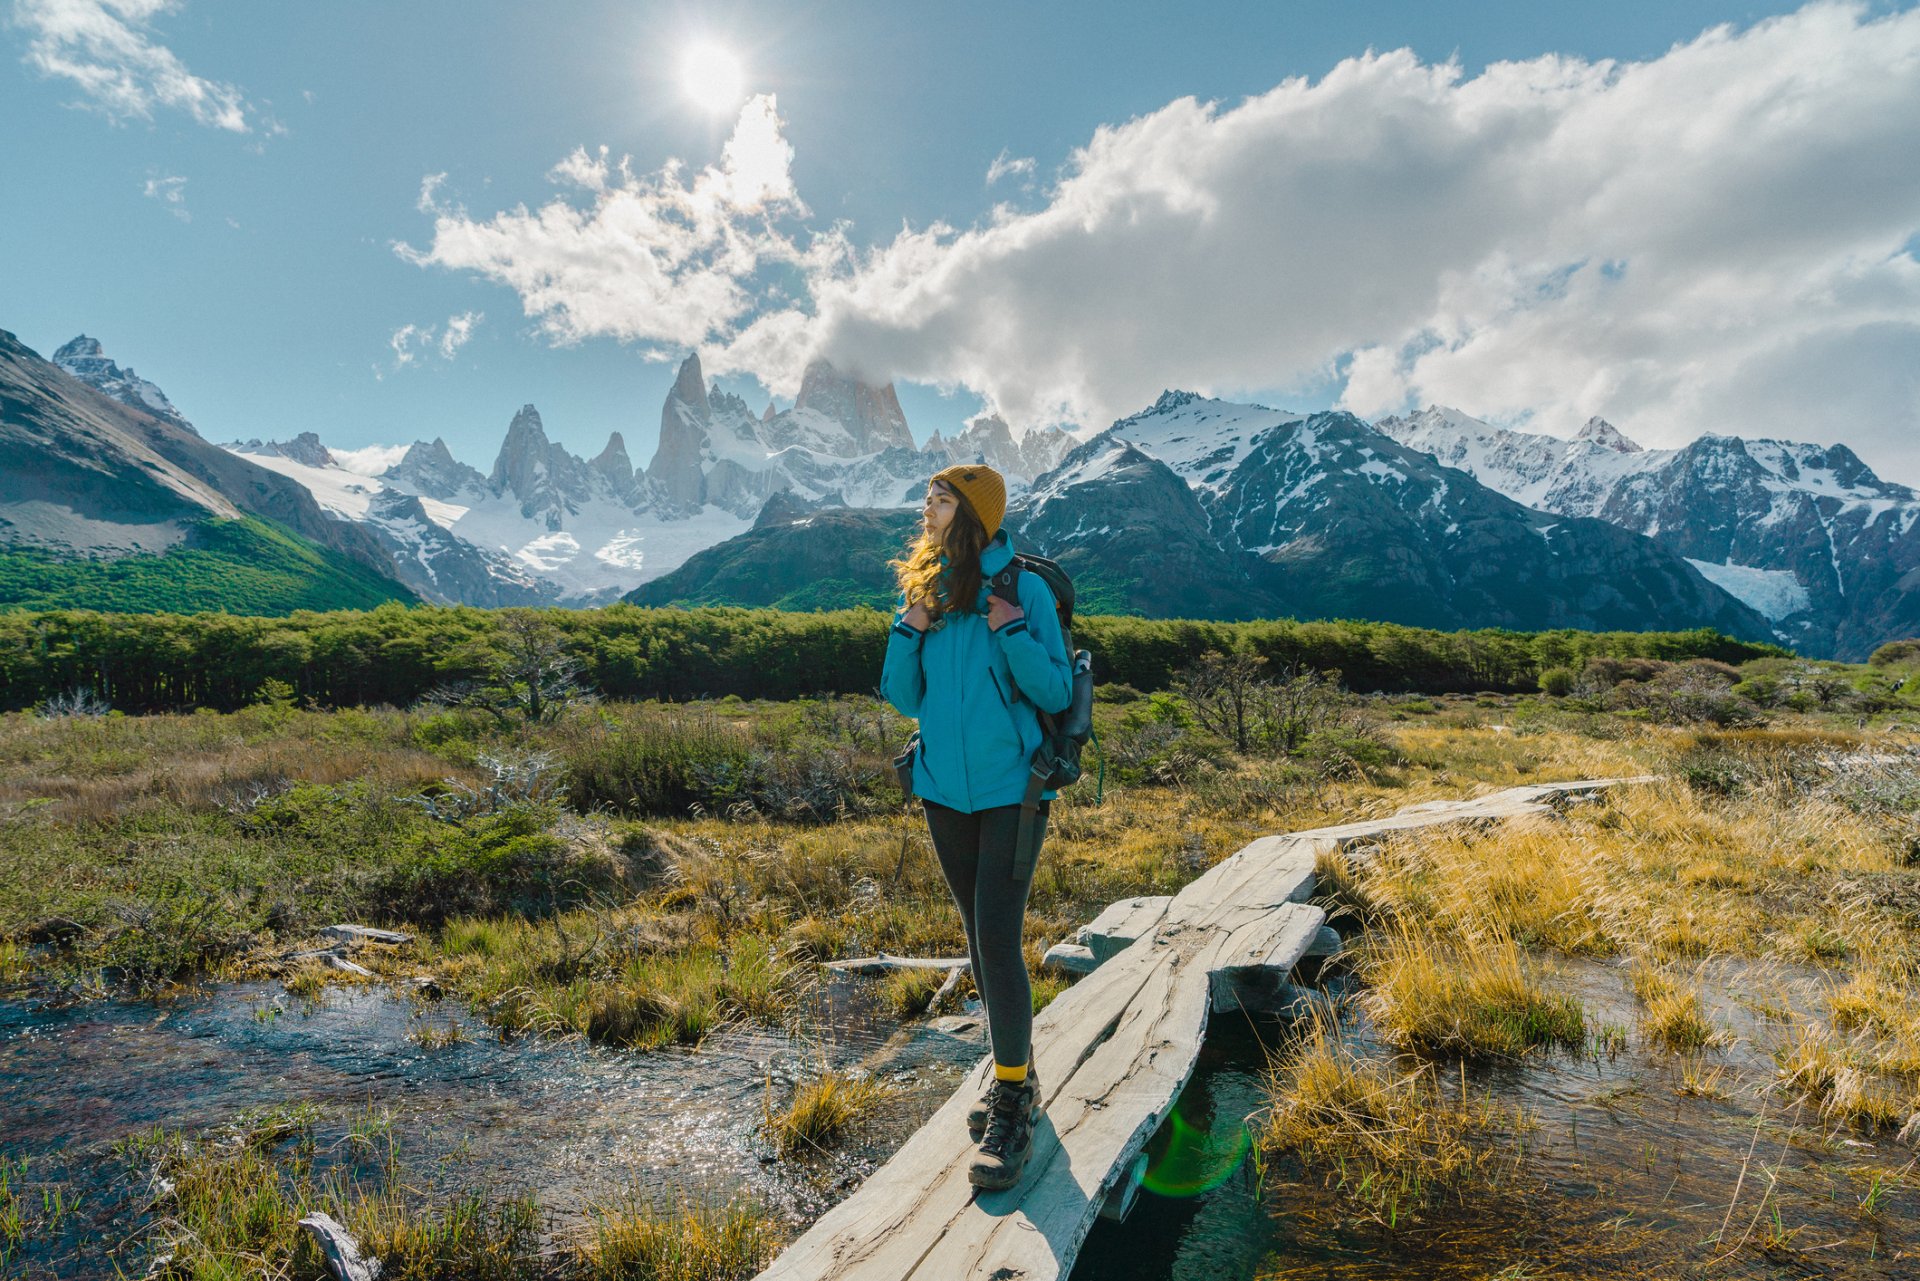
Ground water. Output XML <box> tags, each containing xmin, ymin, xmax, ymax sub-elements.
<box><xmin>6</xmin><ymin>954</ymin><xmax>1917</xmax><ymax>1279</ymax></box>
<box><xmin>0</xmin><ymin>974</ymin><xmax>983</xmax><ymax>1276</ymax></box>
<box><xmin>1075</xmin><ymin>955</ymin><xmax>1919</xmax><ymax>1280</ymax></box>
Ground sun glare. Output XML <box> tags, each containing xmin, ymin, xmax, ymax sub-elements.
<box><xmin>681</xmin><ymin>43</ymin><xmax>744</xmax><ymax>114</ymax></box>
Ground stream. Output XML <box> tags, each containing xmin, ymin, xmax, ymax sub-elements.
<box><xmin>3</xmin><ymin>952</ymin><xmax>1915</xmax><ymax>1278</ymax></box>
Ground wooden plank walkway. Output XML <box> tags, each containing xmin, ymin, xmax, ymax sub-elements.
<box><xmin>755</xmin><ymin>777</ymin><xmax>1648</xmax><ymax>1281</ymax></box>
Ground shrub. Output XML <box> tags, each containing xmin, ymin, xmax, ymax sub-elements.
<box><xmin>1869</xmin><ymin>639</ymin><xmax>1920</xmax><ymax>667</ymax></box>
<box><xmin>1538</xmin><ymin>666</ymin><xmax>1575</xmax><ymax>697</ymax></box>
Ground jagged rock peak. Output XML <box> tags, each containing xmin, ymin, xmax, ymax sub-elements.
<box><xmin>762</xmin><ymin>402</ymin><xmax>776</xmax><ymax>422</ymax></box>
<box><xmin>1149</xmin><ymin>389</ymin><xmax>1202</xmax><ymax>415</ymax></box>
<box><xmin>53</xmin><ymin>335</ymin><xmax>103</xmax><ymax>361</ymax></box>
<box><xmin>670</xmin><ymin>352</ymin><xmax>709</xmax><ymax>418</ymax></box>
<box><xmin>591</xmin><ymin>431</ymin><xmax>635</xmax><ymax>488</ymax></box>
<box><xmin>401</xmin><ymin>437</ymin><xmax>458</xmax><ymax>467</ymax></box>
<box><xmin>709</xmin><ymin>382</ymin><xmax>752</xmax><ymax>419</ymax></box>
<box><xmin>51</xmin><ymin>332</ymin><xmax>197</xmax><ymax>434</ymax></box>
<box><xmin>277</xmin><ymin>431</ymin><xmax>334</xmax><ymax>468</ymax></box>
<box><xmin>1575</xmin><ymin>417</ymin><xmax>1641</xmax><ymax>453</ymax></box>
<box><xmin>794</xmin><ymin>357</ymin><xmax>913</xmax><ymax>453</ymax></box>
<box><xmin>595</xmin><ymin>430</ymin><xmax>630</xmax><ymax>464</ymax></box>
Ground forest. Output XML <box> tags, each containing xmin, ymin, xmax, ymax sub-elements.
<box><xmin>0</xmin><ymin>602</ymin><xmax>1789</xmax><ymax>714</ymax></box>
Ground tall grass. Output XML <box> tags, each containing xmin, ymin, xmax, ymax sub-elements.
<box><xmin>1359</xmin><ymin>925</ymin><xmax>1586</xmax><ymax>1059</ymax></box>
<box><xmin>764</xmin><ymin>1068</ymin><xmax>895</xmax><ymax>1158</ymax></box>
<box><xmin>1260</xmin><ymin>1014</ymin><xmax>1530</xmax><ymax>1224</ymax></box>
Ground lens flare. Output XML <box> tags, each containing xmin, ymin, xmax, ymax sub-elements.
<box><xmin>1137</xmin><ymin>1106</ymin><xmax>1253</xmax><ymax>1199</ymax></box>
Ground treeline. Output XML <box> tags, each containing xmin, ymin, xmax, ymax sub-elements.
<box><xmin>0</xmin><ymin>603</ymin><xmax>1786</xmax><ymax>714</ymax></box>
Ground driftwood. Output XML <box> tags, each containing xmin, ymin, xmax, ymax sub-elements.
<box><xmin>281</xmin><ymin>946</ymin><xmax>376</xmax><ymax>977</ymax></box>
<box><xmin>322</xmin><ymin>924</ymin><xmax>412</xmax><ymax>946</ymax></box>
<box><xmin>298</xmin><ymin>1212</ymin><xmax>381</xmax><ymax>1281</ymax></box>
<box><xmin>927</xmin><ymin>965</ymin><xmax>967</xmax><ymax>1013</ymax></box>
<box><xmin>753</xmin><ymin>777</ymin><xmax>1649</xmax><ymax>1281</ymax></box>
<box><xmin>824</xmin><ymin>954</ymin><xmax>972</xmax><ymax>975</ymax></box>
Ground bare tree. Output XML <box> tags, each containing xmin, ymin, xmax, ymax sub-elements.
<box><xmin>1174</xmin><ymin>651</ymin><xmax>1341</xmax><ymax>755</ymax></box>
<box><xmin>421</xmin><ymin>613</ymin><xmax>595</xmax><ymax>725</ymax></box>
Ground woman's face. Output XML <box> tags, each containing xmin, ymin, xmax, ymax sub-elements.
<box><xmin>923</xmin><ymin>482</ymin><xmax>958</xmax><ymax>536</ymax></box>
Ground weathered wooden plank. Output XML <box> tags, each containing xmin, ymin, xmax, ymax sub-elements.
<box><xmin>756</xmin><ymin>778</ymin><xmax>1648</xmax><ymax>1281</ymax></box>
<box><xmin>1076</xmin><ymin>895</ymin><xmax>1172</xmax><ymax>962</ymax></box>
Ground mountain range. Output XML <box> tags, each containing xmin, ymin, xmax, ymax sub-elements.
<box><xmin>0</xmin><ymin>329</ymin><xmax>410</xmax><ymax>614</ymax></box>
<box><xmin>1376</xmin><ymin>408</ymin><xmax>1920</xmax><ymax>660</ymax></box>
<box><xmin>213</xmin><ymin>350</ymin><xmax>1077</xmax><ymax>608</ymax></box>
<box><xmin>4</xmin><ymin>323</ymin><xmax>1914</xmax><ymax>657</ymax></box>
<box><xmin>649</xmin><ymin>392</ymin><xmax>1773</xmax><ymax>643</ymax></box>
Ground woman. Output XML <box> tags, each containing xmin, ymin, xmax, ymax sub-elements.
<box><xmin>881</xmin><ymin>463</ymin><xmax>1074</xmax><ymax>1192</ymax></box>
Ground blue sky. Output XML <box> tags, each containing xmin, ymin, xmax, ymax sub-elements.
<box><xmin>4</xmin><ymin>1</ymin><xmax>1916</xmax><ymax>483</ymax></box>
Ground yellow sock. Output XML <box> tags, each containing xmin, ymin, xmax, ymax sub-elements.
<box><xmin>993</xmin><ymin>1061</ymin><xmax>1028</xmax><ymax>1083</ymax></box>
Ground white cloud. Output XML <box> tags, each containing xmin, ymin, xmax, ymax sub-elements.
<box><xmin>330</xmin><ymin>444</ymin><xmax>410</xmax><ymax>477</ymax></box>
<box><xmin>395</xmin><ymin>94</ymin><xmax>808</xmax><ymax>352</ymax></box>
<box><xmin>141</xmin><ymin>171</ymin><xmax>186</xmax><ymax>220</ymax></box>
<box><xmin>986</xmin><ymin>148</ymin><xmax>1035</xmax><ymax>187</ymax></box>
<box><xmin>439</xmin><ymin>310</ymin><xmax>480</xmax><ymax>359</ymax></box>
<box><xmin>12</xmin><ymin>0</ymin><xmax>254</xmax><ymax>131</ymax></box>
<box><xmin>768</xmin><ymin>0</ymin><xmax>1920</xmax><ymax>468</ymax></box>
<box><xmin>388</xmin><ymin>312</ymin><xmax>483</xmax><ymax>371</ymax></box>
<box><xmin>388</xmin><ymin>323</ymin><xmax>425</xmax><ymax>368</ymax></box>
<box><xmin>404</xmin><ymin>3</ymin><xmax>1920</xmax><ymax>479</ymax></box>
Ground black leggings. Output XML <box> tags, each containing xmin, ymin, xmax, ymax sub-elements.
<box><xmin>922</xmin><ymin>798</ymin><xmax>1049</xmax><ymax>1070</ymax></box>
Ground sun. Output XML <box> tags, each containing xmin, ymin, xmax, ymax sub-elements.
<box><xmin>681</xmin><ymin>43</ymin><xmax>744</xmax><ymax>114</ymax></box>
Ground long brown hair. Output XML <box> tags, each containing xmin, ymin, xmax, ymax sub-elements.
<box><xmin>892</xmin><ymin>479</ymin><xmax>990</xmax><ymax>619</ymax></box>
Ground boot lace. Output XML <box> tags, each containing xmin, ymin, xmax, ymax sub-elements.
<box><xmin>979</xmin><ymin>1080</ymin><xmax>1033</xmax><ymax>1156</ymax></box>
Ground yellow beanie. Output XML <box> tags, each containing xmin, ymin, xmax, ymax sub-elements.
<box><xmin>930</xmin><ymin>463</ymin><xmax>1007</xmax><ymax>539</ymax></box>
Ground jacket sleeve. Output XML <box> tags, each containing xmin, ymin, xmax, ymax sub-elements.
<box><xmin>993</xmin><ymin>575</ymin><xmax>1074</xmax><ymax>714</ymax></box>
<box><xmin>880</xmin><ymin>602</ymin><xmax>926</xmax><ymax>717</ymax></box>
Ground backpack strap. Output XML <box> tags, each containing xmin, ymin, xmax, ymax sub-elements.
<box><xmin>988</xmin><ymin>562</ymin><xmax>1022</xmax><ymax>610</ymax></box>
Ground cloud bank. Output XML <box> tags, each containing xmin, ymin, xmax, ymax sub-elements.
<box><xmin>405</xmin><ymin>2</ymin><xmax>1920</xmax><ymax>470</ymax></box>
<box><xmin>12</xmin><ymin>0</ymin><xmax>254</xmax><ymax>131</ymax></box>
<box><xmin>396</xmin><ymin>94</ymin><xmax>813</xmax><ymax>354</ymax></box>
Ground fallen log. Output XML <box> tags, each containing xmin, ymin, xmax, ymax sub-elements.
<box><xmin>298</xmin><ymin>1211</ymin><xmax>380</xmax><ymax>1280</ymax></box>
<box><xmin>824</xmin><ymin>954</ymin><xmax>971</xmax><ymax>975</ymax></box>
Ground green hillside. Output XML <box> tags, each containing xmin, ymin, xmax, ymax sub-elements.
<box><xmin>0</xmin><ymin>515</ymin><xmax>414</xmax><ymax>615</ymax></box>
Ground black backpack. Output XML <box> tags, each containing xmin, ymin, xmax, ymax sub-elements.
<box><xmin>987</xmin><ymin>553</ymin><xmax>1100</xmax><ymax>877</ymax></box>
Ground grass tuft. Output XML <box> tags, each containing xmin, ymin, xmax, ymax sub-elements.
<box><xmin>1260</xmin><ymin>1014</ymin><xmax>1528</xmax><ymax>1224</ymax></box>
<box><xmin>1628</xmin><ymin>965</ymin><xmax>1719</xmax><ymax>1052</ymax></box>
<box><xmin>1361</xmin><ymin>925</ymin><xmax>1586</xmax><ymax>1059</ymax></box>
<box><xmin>764</xmin><ymin>1068</ymin><xmax>894</xmax><ymax>1158</ymax></box>
<box><xmin>575</xmin><ymin>1196</ymin><xmax>780</xmax><ymax>1280</ymax></box>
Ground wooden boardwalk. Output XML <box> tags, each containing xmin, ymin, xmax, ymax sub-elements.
<box><xmin>755</xmin><ymin>778</ymin><xmax>1647</xmax><ymax>1281</ymax></box>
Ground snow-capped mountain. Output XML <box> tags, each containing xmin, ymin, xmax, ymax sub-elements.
<box><xmin>640</xmin><ymin>388</ymin><xmax>1777</xmax><ymax>640</ymax></box>
<box><xmin>210</xmin><ymin>347</ymin><xmax>1074</xmax><ymax>606</ymax></box>
<box><xmin>1</xmin><ymin>328</ymin><xmax>407</xmax><ymax>606</ymax></box>
<box><xmin>53</xmin><ymin>335</ymin><xmax>199</xmax><ymax>437</ymax></box>
<box><xmin>1005</xmin><ymin>391</ymin><xmax>1775</xmax><ymax>637</ymax></box>
<box><xmin>1377</xmin><ymin>407</ymin><xmax>1920</xmax><ymax>658</ymax></box>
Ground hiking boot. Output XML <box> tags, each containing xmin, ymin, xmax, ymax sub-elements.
<box><xmin>967</xmin><ymin>1066</ymin><xmax>1041</xmax><ymax>1139</ymax></box>
<box><xmin>968</xmin><ymin>1076</ymin><xmax>1041</xmax><ymax>1191</ymax></box>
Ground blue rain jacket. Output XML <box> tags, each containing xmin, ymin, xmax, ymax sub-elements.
<box><xmin>880</xmin><ymin>531</ymin><xmax>1075</xmax><ymax>813</ymax></box>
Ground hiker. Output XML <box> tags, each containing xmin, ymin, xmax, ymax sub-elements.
<box><xmin>880</xmin><ymin>463</ymin><xmax>1074</xmax><ymax>1191</ymax></box>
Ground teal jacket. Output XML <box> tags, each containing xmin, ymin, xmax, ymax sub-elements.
<box><xmin>881</xmin><ymin>531</ymin><xmax>1074</xmax><ymax>812</ymax></box>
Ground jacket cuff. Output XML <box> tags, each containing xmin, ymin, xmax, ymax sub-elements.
<box><xmin>891</xmin><ymin>618</ymin><xmax>925</xmax><ymax>641</ymax></box>
<box><xmin>989</xmin><ymin>618</ymin><xmax>1029</xmax><ymax>638</ymax></box>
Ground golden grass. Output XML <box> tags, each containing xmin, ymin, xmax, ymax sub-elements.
<box><xmin>1628</xmin><ymin>965</ymin><xmax>1719</xmax><ymax>1052</ymax></box>
<box><xmin>1260</xmin><ymin>1015</ymin><xmax>1529</xmax><ymax>1224</ymax></box>
<box><xmin>574</xmin><ymin>1197</ymin><xmax>780</xmax><ymax>1280</ymax></box>
<box><xmin>878</xmin><ymin>966</ymin><xmax>948</xmax><ymax>1018</ymax></box>
<box><xmin>1774</xmin><ymin>1023</ymin><xmax>1919</xmax><ymax>1130</ymax></box>
<box><xmin>1359</xmin><ymin>924</ymin><xmax>1585</xmax><ymax>1058</ymax></box>
<box><xmin>764</xmin><ymin>1069</ymin><xmax>894</xmax><ymax>1158</ymax></box>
